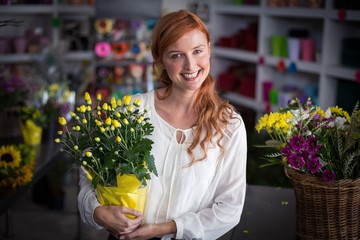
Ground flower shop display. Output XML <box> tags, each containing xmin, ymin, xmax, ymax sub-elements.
<box><xmin>0</xmin><ymin>144</ymin><xmax>36</xmax><ymax>189</ymax></box>
<box><xmin>255</xmin><ymin>98</ymin><xmax>360</xmax><ymax>240</ymax></box>
<box><xmin>55</xmin><ymin>92</ymin><xmax>157</xmax><ymax>216</ymax></box>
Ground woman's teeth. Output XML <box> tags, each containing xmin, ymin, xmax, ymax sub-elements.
<box><xmin>182</xmin><ymin>71</ymin><xmax>199</xmax><ymax>79</ymax></box>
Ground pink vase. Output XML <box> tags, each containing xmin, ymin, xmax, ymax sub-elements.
<box><xmin>301</xmin><ymin>38</ymin><xmax>315</xmax><ymax>62</ymax></box>
<box><xmin>14</xmin><ymin>37</ymin><xmax>27</xmax><ymax>54</ymax></box>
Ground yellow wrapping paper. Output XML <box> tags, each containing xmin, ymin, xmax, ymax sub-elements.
<box><xmin>96</xmin><ymin>174</ymin><xmax>147</xmax><ymax>218</ymax></box>
<box><xmin>20</xmin><ymin>119</ymin><xmax>43</xmax><ymax>146</ymax></box>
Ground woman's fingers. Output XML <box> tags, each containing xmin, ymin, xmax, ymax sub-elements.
<box><xmin>120</xmin><ymin>206</ymin><xmax>143</xmax><ymax>218</ymax></box>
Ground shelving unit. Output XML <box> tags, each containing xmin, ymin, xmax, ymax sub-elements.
<box><xmin>91</xmin><ymin>0</ymin><xmax>163</xmax><ymax>100</ymax></box>
<box><xmin>210</xmin><ymin>0</ymin><xmax>360</xmax><ymax>123</ymax></box>
<box><xmin>0</xmin><ymin>1</ymin><xmax>95</xmax><ymax>64</ymax></box>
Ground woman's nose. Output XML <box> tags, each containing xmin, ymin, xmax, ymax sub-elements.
<box><xmin>184</xmin><ymin>55</ymin><xmax>196</xmax><ymax>70</ymax></box>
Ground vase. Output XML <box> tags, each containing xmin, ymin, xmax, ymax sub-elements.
<box><xmin>96</xmin><ymin>174</ymin><xmax>147</xmax><ymax>219</ymax></box>
<box><xmin>20</xmin><ymin>119</ymin><xmax>43</xmax><ymax>146</ymax></box>
<box><xmin>285</xmin><ymin>167</ymin><xmax>360</xmax><ymax>240</ymax></box>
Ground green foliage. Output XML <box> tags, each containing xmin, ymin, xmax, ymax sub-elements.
<box><xmin>56</xmin><ymin>94</ymin><xmax>157</xmax><ymax>187</ymax></box>
<box><xmin>255</xmin><ymin>98</ymin><xmax>360</xmax><ymax>182</ymax></box>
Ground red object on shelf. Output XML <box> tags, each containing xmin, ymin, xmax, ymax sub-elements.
<box><xmin>217</xmin><ymin>72</ymin><xmax>237</xmax><ymax>91</ymax></box>
<box><xmin>277</xmin><ymin>59</ymin><xmax>286</xmax><ymax>72</ymax></box>
<box><xmin>338</xmin><ymin>8</ymin><xmax>347</xmax><ymax>22</ymax></box>
<box><xmin>238</xmin><ymin>72</ymin><xmax>256</xmax><ymax>98</ymax></box>
<box><xmin>215</xmin><ymin>23</ymin><xmax>257</xmax><ymax>52</ymax></box>
<box><xmin>355</xmin><ymin>70</ymin><xmax>360</xmax><ymax>84</ymax></box>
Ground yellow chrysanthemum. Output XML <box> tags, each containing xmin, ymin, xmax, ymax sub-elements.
<box><xmin>137</xmin><ymin>116</ymin><xmax>144</xmax><ymax>124</ymax></box>
<box><xmin>95</xmin><ymin>120</ymin><xmax>102</xmax><ymax>126</ymax></box>
<box><xmin>58</xmin><ymin>117</ymin><xmax>67</xmax><ymax>126</ymax></box>
<box><xmin>330</xmin><ymin>106</ymin><xmax>351</xmax><ymax>122</ymax></box>
<box><xmin>133</xmin><ymin>99</ymin><xmax>141</xmax><ymax>107</ymax></box>
<box><xmin>105</xmin><ymin>117</ymin><xmax>112</xmax><ymax>125</ymax></box>
<box><xmin>0</xmin><ymin>145</ymin><xmax>22</xmax><ymax>169</ymax></box>
<box><xmin>255</xmin><ymin>111</ymin><xmax>292</xmax><ymax>134</ymax></box>
<box><xmin>97</xmin><ymin>93</ymin><xmax>102</xmax><ymax>101</ymax></box>
<box><xmin>123</xmin><ymin>95</ymin><xmax>131</xmax><ymax>106</ymax></box>
<box><xmin>78</xmin><ymin>105</ymin><xmax>87</xmax><ymax>113</ymax></box>
<box><xmin>255</xmin><ymin>114</ymin><xmax>269</xmax><ymax>133</ymax></box>
<box><xmin>117</xmin><ymin>99</ymin><xmax>122</xmax><ymax>107</ymax></box>
<box><xmin>49</xmin><ymin>83</ymin><xmax>59</xmax><ymax>94</ymax></box>
<box><xmin>84</xmin><ymin>92</ymin><xmax>91</xmax><ymax>102</ymax></box>
<box><xmin>316</xmin><ymin>106</ymin><xmax>325</xmax><ymax>117</ymax></box>
<box><xmin>111</xmin><ymin>97</ymin><xmax>117</xmax><ymax>108</ymax></box>
<box><xmin>102</xmin><ymin>103</ymin><xmax>109</xmax><ymax>110</ymax></box>
<box><xmin>112</xmin><ymin>119</ymin><xmax>121</xmax><ymax>128</ymax></box>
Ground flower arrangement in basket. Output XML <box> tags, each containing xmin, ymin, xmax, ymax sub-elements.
<box><xmin>255</xmin><ymin>97</ymin><xmax>360</xmax><ymax>239</ymax></box>
<box><xmin>55</xmin><ymin>92</ymin><xmax>157</xmax><ymax>216</ymax></box>
<box><xmin>0</xmin><ymin>144</ymin><xmax>36</xmax><ymax>189</ymax></box>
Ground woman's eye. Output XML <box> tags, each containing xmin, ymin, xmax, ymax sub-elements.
<box><xmin>171</xmin><ymin>54</ymin><xmax>182</xmax><ymax>59</ymax></box>
<box><xmin>194</xmin><ymin>49</ymin><xmax>203</xmax><ymax>55</ymax></box>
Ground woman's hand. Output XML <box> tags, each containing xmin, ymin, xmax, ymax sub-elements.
<box><xmin>122</xmin><ymin>221</ymin><xmax>177</xmax><ymax>240</ymax></box>
<box><xmin>93</xmin><ymin>205</ymin><xmax>143</xmax><ymax>236</ymax></box>
<box><xmin>122</xmin><ymin>224</ymin><xmax>157</xmax><ymax>240</ymax></box>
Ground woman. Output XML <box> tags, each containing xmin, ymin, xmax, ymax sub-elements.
<box><xmin>78</xmin><ymin>9</ymin><xmax>247</xmax><ymax>240</ymax></box>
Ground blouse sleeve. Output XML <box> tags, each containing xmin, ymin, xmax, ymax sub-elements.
<box><xmin>77</xmin><ymin>166</ymin><xmax>104</xmax><ymax>230</ymax></box>
<box><xmin>173</xmin><ymin>119</ymin><xmax>247</xmax><ymax>240</ymax></box>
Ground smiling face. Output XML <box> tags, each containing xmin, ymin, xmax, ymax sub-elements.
<box><xmin>162</xmin><ymin>29</ymin><xmax>210</xmax><ymax>93</ymax></box>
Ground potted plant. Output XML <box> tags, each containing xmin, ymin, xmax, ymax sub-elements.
<box><xmin>255</xmin><ymin>98</ymin><xmax>360</xmax><ymax>239</ymax></box>
<box><xmin>55</xmin><ymin>92</ymin><xmax>157</xmax><ymax>215</ymax></box>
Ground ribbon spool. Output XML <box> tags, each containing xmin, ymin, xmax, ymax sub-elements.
<box><xmin>112</xmin><ymin>42</ymin><xmax>128</xmax><ymax>60</ymax></box>
<box><xmin>114</xmin><ymin>66</ymin><xmax>125</xmax><ymax>77</ymax></box>
<box><xmin>114</xmin><ymin>19</ymin><xmax>127</xmax><ymax>31</ymax></box>
<box><xmin>129</xmin><ymin>64</ymin><xmax>144</xmax><ymax>79</ymax></box>
<box><xmin>95</xmin><ymin>18</ymin><xmax>113</xmax><ymax>34</ymax></box>
<box><xmin>97</xmin><ymin>66</ymin><xmax>111</xmax><ymax>80</ymax></box>
<box><xmin>130</xmin><ymin>19</ymin><xmax>143</xmax><ymax>31</ymax></box>
<box><xmin>129</xmin><ymin>42</ymin><xmax>146</xmax><ymax>60</ymax></box>
<box><xmin>114</xmin><ymin>66</ymin><xmax>125</xmax><ymax>84</ymax></box>
<box><xmin>95</xmin><ymin>42</ymin><xmax>111</xmax><ymax>58</ymax></box>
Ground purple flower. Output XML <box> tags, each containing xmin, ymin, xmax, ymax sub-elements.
<box><xmin>322</xmin><ymin>170</ymin><xmax>336</xmax><ymax>182</ymax></box>
<box><xmin>289</xmin><ymin>135</ymin><xmax>305</xmax><ymax>151</ymax></box>
<box><xmin>280</xmin><ymin>145</ymin><xmax>291</xmax><ymax>155</ymax></box>
<box><xmin>287</xmin><ymin>154</ymin><xmax>305</xmax><ymax>169</ymax></box>
<box><xmin>306</xmin><ymin>136</ymin><xmax>321</xmax><ymax>152</ymax></box>
<box><xmin>306</xmin><ymin>157</ymin><xmax>322</xmax><ymax>174</ymax></box>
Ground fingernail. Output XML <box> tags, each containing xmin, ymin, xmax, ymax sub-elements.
<box><xmin>119</xmin><ymin>236</ymin><xmax>125</xmax><ymax>240</ymax></box>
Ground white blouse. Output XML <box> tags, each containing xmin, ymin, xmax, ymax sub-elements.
<box><xmin>78</xmin><ymin>90</ymin><xmax>247</xmax><ymax>240</ymax></box>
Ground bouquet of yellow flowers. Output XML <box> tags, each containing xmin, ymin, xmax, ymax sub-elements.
<box><xmin>0</xmin><ymin>144</ymin><xmax>36</xmax><ymax>189</ymax></box>
<box><xmin>55</xmin><ymin>92</ymin><xmax>157</xmax><ymax>214</ymax></box>
<box><xmin>255</xmin><ymin>98</ymin><xmax>360</xmax><ymax>182</ymax></box>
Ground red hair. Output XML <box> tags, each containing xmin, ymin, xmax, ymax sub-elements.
<box><xmin>151</xmin><ymin>10</ymin><xmax>237</xmax><ymax>164</ymax></box>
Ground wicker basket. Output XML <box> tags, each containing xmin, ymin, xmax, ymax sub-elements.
<box><xmin>286</xmin><ymin>167</ymin><xmax>360</xmax><ymax>240</ymax></box>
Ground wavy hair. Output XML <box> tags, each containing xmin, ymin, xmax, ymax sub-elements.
<box><xmin>151</xmin><ymin>10</ymin><xmax>237</xmax><ymax>165</ymax></box>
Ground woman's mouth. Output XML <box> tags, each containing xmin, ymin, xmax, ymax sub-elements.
<box><xmin>181</xmin><ymin>70</ymin><xmax>201</xmax><ymax>80</ymax></box>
